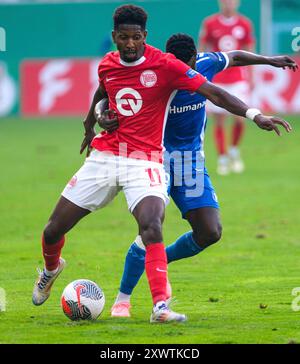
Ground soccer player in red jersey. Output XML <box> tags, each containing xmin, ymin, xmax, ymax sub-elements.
<box><xmin>32</xmin><ymin>4</ymin><xmax>291</xmax><ymax>323</ymax></box>
<box><xmin>199</xmin><ymin>0</ymin><xmax>256</xmax><ymax>175</ymax></box>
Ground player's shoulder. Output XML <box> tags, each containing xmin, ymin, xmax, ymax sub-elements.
<box><xmin>98</xmin><ymin>51</ymin><xmax>119</xmax><ymax>69</ymax></box>
<box><xmin>146</xmin><ymin>44</ymin><xmax>181</xmax><ymax>69</ymax></box>
<box><xmin>196</xmin><ymin>52</ymin><xmax>228</xmax><ymax>74</ymax></box>
<box><xmin>196</xmin><ymin>51</ymin><xmax>224</xmax><ymax>64</ymax></box>
<box><xmin>237</xmin><ymin>13</ymin><xmax>254</xmax><ymax>26</ymax></box>
<box><xmin>202</xmin><ymin>13</ymin><xmax>219</xmax><ymax>26</ymax></box>
<box><xmin>146</xmin><ymin>44</ymin><xmax>173</xmax><ymax>62</ymax></box>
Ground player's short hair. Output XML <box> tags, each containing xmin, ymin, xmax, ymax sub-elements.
<box><xmin>113</xmin><ymin>4</ymin><xmax>148</xmax><ymax>30</ymax></box>
<box><xmin>166</xmin><ymin>33</ymin><xmax>197</xmax><ymax>64</ymax></box>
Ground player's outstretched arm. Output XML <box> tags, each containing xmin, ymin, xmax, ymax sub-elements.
<box><xmin>226</xmin><ymin>50</ymin><xmax>298</xmax><ymax>71</ymax></box>
<box><xmin>80</xmin><ymin>85</ymin><xmax>107</xmax><ymax>156</ymax></box>
<box><xmin>197</xmin><ymin>81</ymin><xmax>292</xmax><ymax>136</ymax></box>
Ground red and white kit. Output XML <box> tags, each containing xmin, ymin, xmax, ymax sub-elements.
<box><xmin>201</xmin><ymin>13</ymin><xmax>255</xmax><ymax>113</ymax></box>
<box><xmin>62</xmin><ymin>44</ymin><xmax>206</xmax><ymax>212</ymax></box>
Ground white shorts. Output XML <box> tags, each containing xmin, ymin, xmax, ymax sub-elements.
<box><xmin>62</xmin><ymin>150</ymin><xmax>169</xmax><ymax>213</ymax></box>
<box><xmin>207</xmin><ymin>81</ymin><xmax>250</xmax><ymax>115</ymax></box>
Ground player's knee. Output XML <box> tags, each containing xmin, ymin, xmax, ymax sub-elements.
<box><xmin>43</xmin><ymin>221</ymin><xmax>63</xmax><ymax>245</ymax></box>
<box><xmin>139</xmin><ymin>218</ymin><xmax>163</xmax><ymax>245</ymax></box>
<box><xmin>206</xmin><ymin>227</ymin><xmax>222</xmax><ymax>246</ymax></box>
<box><xmin>194</xmin><ymin>224</ymin><xmax>222</xmax><ymax>248</ymax></box>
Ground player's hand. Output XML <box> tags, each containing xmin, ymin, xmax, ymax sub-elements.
<box><xmin>97</xmin><ymin>110</ymin><xmax>119</xmax><ymax>133</ymax></box>
<box><xmin>80</xmin><ymin>127</ymin><xmax>96</xmax><ymax>157</ymax></box>
<box><xmin>268</xmin><ymin>56</ymin><xmax>298</xmax><ymax>72</ymax></box>
<box><xmin>254</xmin><ymin>114</ymin><xmax>292</xmax><ymax>136</ymax></box>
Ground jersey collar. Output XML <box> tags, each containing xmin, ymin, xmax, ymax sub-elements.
<box><xmin>119</xmin><ymin>56</ymin><xmax>146</xmax><ymax>67</ymax></box>
<box><xmin>218</xmin><ymin>14</ymin><xmax>238</xmax><ymax>26</ymax></box>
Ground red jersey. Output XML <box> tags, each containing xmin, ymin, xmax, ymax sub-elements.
<box><xmin>200</xmin><ymin>13</ymin><xmax>255</xmax><ymax>84</ymax></box>
<box><xmin>91</xmin><ymin>44</ymin><xmax>206</xmax><ymax>162</ymax></box>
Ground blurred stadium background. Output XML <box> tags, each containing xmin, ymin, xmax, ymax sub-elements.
<box><xmin>0</xmin><ymin>0</ymin><xmax>300</xmax><ymax>117</ymax></box>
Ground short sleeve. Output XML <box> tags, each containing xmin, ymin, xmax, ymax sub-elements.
<box><xmin>212</xmin><ymin>52</ymin><xmax>230</xmax><ymax>73</ymax></box>
<box><xmin>167</xmin><ymin>55</ymin><xmax>206</xmax><ymax>92</ymax></box>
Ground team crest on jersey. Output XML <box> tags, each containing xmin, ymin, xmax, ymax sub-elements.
<box><xmin>140</xmin><ymin>70</ymin><xmax>157</xmax><ymax>88</ymax></box>
<box><xmin>68</xmin><ymin>175</ymin><xmax>77</xmax><ymax>188</ymax></box>
<box><xmin>232</xmin><ymin>26</ymin><xmax>245</xmax><ymax>39</ymax></box>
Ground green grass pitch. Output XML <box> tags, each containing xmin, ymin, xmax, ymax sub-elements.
<box><xmin>0</xmin><ymin>115</ymin><xmax>299</xmax><ymax>344</ymax></box>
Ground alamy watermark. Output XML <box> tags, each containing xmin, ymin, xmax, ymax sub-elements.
<box><xmin>292</xmin><ymin>27</ymin><xmax>300</xmax><ymax>52</ymax></box>
<box><xmin>68</xmin><ymin>144</ymin><xmax>206</xmax><ymax>198</ymax></box>
<box><xmin>0</xmin><ymin>27</ymin><xmax>6</xmax><ymax>52</ymax></box>
<box><xmin>291</xmin><ymin>287</ymin><xmax>300</xmax><ymax>311</ymax></box>
<box><xmin>0</xmin><ymin>288</ymin><xmax>6</xmax><ymax>312</ymax></box>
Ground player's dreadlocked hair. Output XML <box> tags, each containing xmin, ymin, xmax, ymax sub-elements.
<box><xmin>166</xmin><ymin>33</ymin><xmax>197</xmax><ymax>64</ymax></box>
<box><xmin>113</xmin><ymin>4</ymin><xmax>148</xmax><ymax>30</ymax></box>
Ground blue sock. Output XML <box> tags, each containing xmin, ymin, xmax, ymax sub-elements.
<box><xmin>166</xmin><ymin>231</ymin><xmax>203</xmax><ymax>263</ymax></box>
<box><xmin>119</xmin><ymin>232</ymin><xmax>203</xmax><ymax>295</ymax></box>
<box><xmin>119</xmin><ymin>242</ymin><xmax>145</xmax><ymax>295</ymax></box>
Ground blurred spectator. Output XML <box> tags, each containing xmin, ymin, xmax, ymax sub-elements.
<box><xmin>199</xmin><ymin>0</ymin><xmax>256</xmax><ymax>175</ymax></box>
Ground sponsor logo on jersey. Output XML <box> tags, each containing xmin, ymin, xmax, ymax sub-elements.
<box><xmin>186</xmin><ymin>69</ymin><xmax>199</xmax><ymax>79</ymax></box>
<box><xmin>116</xmin><ymin>88</ymin><xmax>143</xmax><ymax>116</ymax></box>
<box><xmin>106</xmin><ymin>77</ymin><xmax>116</xmax><ymax>82</ymax></box>
<box><xmin>140</xmin><ymin>70</ymin><xmax>157</xmax><ymax>88</ymax></box>
<box><xmin>169</xmin><ymin>101</ymin><xmax>206</xmax><ymax>114</ymax></box>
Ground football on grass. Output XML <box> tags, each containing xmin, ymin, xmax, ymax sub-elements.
<box><xmin>61</xmin><ymin>279</ymin><xmax>105</xmax><ymax>321</ymax></box>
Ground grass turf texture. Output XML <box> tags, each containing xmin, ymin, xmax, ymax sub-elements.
<box><xmin>0</xmin><ymin>116</ymin><xmax>299</xmax><ymax>344</ymax></box>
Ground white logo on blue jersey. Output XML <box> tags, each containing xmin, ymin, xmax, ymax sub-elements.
<box><xmin>169</xmin><ymin>101</ymin><xmax>206</xmax><ymax>114</ymax></box>
<box><xmin>164</xmin><ymin>52</ymin><xmax>227</xmax><ymax>154</ymax></box>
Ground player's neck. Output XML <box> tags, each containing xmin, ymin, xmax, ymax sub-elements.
<box><xmin>219</xmin><ymin>12</ymin><xmax>238</xmax><ymax>24</ymax></box>
<box><xmin>119</xmin><ymin>44</ymin><xmax>146</xmax><ymax>66</ymax></box>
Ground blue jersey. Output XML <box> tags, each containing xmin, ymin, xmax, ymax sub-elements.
<box><xmin>164</xmin><ymin>52</ymin><xmax>229</xmax><ymax>154</ymax></box>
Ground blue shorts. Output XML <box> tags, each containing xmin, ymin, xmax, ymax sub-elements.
<box><xmin>166</xmin><ymin>155</ymin><xmax>219</xmax><ymax>219</ymax></box>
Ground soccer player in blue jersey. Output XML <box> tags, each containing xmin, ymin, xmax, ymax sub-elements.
<box><xmin>98</xmin><ymin>33</ymin><xmax>297</xmax><ymax>318</ymax></box>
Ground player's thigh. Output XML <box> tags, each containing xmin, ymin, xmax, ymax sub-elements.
<box><xmin>62</xmin><ymin>150</ymin><xmax>121</xmax><ymax>212</ymax></box>
<box><xmin>122</xmin><ymin>160</ymin><xmax>167</xmax><ymax>242</ymax></box>
<box><xmin>46</xmin><ymin>151</ymin><xmax>121</xmax><ymax>238</ymax></box>
<box><xmin>122</xmin><ymin>159</ymin><xmax>169</xmax><ymax>215</ymax></box>
<box><xmin>132</xmin><ymin>195</ymin><xmax>166</xmax><ymax>226</ymax></box>
<box><xmin>186</xmin><ymin>206</ymin><xmax>222</xmax><ymax>238</ymax></box>
<box><xmin>170</xmin><ymin>170</ymin><xmax>218</xmax><ymax>218</ymax></box>
<box><xmin>45</xmin><ymin>195</ymin><xmax>91</xmax><ymax>239</ymax></box>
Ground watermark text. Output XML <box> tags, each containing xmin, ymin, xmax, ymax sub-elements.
<box><xmin>0</xmin><ymin>288</ymin><xmax>6</xmax><ymax>312</ymax></box>
<box><xmin>292</xmin><ymin>27</ymin><xmax>300</xmax><ymax>52</ymax></box>
<box><xmin>0</xmin><ymin>27</ymin><xmax>6</xmax><ymax>52</ymax></box>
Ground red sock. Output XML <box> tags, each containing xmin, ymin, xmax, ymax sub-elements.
<box><xmin>232</xmin><ymin>121</ymin><xmax>245</xmax><ymax>146</ymax></box>
<box><xmin>145</xmin><ymin>243</ymin><xmax>167</xmax><ymax>305</ymax></box>
<box><xmin>42</xmin><ymin>235</ymin><xmax>65</xmax><ymax>271</ymax></box>
<box><xmin>214</xmin><ymin>125</ymin><xmax>226</xmax><ymax>155</ymax></box>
